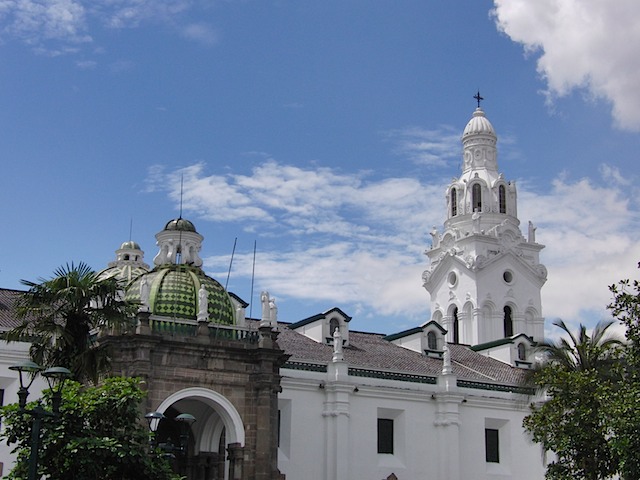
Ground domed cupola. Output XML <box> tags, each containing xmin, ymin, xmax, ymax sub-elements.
<box><xmin>98</xmin><ymin>240</ymin><xmax>150</xmax><ymax>283</ymax></box>
<box><xmin>462</xmin><ymin>108</ymin><xmax>496</xmax><ymax>139</ymax></box>
<box><xmin>125</xmin><ymin>217</ymin><xmax>236</xmax><ymax>325</ymax></box>
<box><xmin>164</xmin><ymin>218</ymin><xmax>197</xmax><ymax>232</ymax></box>
<box><xmin>153</xmin><ymin>217</ymin><xmax>204</xmax><ymax>267</ymax></box>
<box><xmin>461</xmin><ymin>107</ymin><xmax>498</xmax><ymax>175</ymax></box>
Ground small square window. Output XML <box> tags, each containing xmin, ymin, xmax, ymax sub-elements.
<box><xmin>377</xmin><ymin>418</ymin><xmax>394</xmax><ymax>454</ymax></box>
<box><xmin>485</xmin><ymin>428</ymin><xmax>499</xmax><ymax>463</ymax></box>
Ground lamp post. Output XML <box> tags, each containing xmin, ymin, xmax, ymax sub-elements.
<box><xmin>146</xmin><ymin>411</ymin><xmax>196</xmax><ymax>476</ymax></box>
<box><xmin>145</xmin><ymin>411</ymin><xmax>165</xmax><ymax>451</ymax></box>
<box><xmin>9</xmin><ymin>361</ymin><xmax>72</xmax><ymax>480</ymax></box>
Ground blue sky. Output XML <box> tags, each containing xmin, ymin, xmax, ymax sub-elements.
<box><xmin>1</xmin><ymin>0</ymin><xmax>639</xmax><ymax>337</ymax></box>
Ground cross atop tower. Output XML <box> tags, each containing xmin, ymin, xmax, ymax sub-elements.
<box><xmin>474</xmin><ymin>90</ymin><xmax>484</xmax><ymax>108</ymax></box>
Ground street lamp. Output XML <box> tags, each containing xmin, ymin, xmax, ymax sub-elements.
<box><xmin>9</xmin><ymin>361</ymin><xmax>72</xmax><ymax>480</ymax></box>
<box><xmin>145</xmin><ymin>411</ymin><xmax>165</xmax><ymax>450</ymax></box>
<box><xmin>175</xmin><ymin>413</ymin><xmax>196</xmax><ymax>457</ymax></box>
<box><xmin>145</xmin><ymin>411</ymin><xmax>196</xmax><ymax>461</ymax></box>
<box><xmin>9</xmin><ymin>360</ymin><xmax>41</xmax><ymax>409</ymax></box>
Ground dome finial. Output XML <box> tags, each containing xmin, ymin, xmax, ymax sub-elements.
<box><xmin>179</xmin><ymin>173</ymin><xmax>184</xmax><ymax>219</ymax></box>
<box><xmin>474</xmin><ymin>90</ymin><xmax>484</xmax><ymax>109</ymax></box>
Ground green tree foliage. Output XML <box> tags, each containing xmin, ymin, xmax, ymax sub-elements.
<box><xmin>523</xmin><ymin>320</ymin><xmax>622</xmax><ymax>480</ymax></box>
<box><xmin>525</xmin><ymin>262</ymin><xmax>640</xmax><ymax>480</ymax></box>
<box><xmin>608</xmin><ymin>265</ymin><xmax>640</xmax><ymax>480</ymax></box>
<box><xmin>0</xmin><ymin>377</ymin><xmax>179</xmax><ymax>480</ymax></box>
<box><xmin>6</xmin><ymin>262</ymin><xmax>134</xmax><ymax>383</ymax></box>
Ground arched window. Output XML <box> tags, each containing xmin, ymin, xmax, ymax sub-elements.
<box><xmin>499</xmin><ymin>185</ymin><xmax>506</xmax><ymax>214</ymax></box>
<box><xmin>427</xmin><ymin>331</ymin><xmax>438</xmax><ymax>350</ymax></box>
<box><xmin>472</xmin><ymin>184</ymin><xmax>482</xmax><ymax>212</ymax></box>
<box><xmin>329</xmin><ymin>318</ymin><xmax>340</xmax><ymax>336</ymax></box>
<box><xmin>503</xmin><ymin>306</ymin><xmax>513</xmax><ymax>337</ymax></box>
<box><xmin>451</xmin><ymin>189</ymin><xmax>458</xmax><ymax>217</ymax></box>
<box><xmin>453</xmin><ymin>307</ymin><xmax>459</xmax><ymax>343</ymax></box>
<box><xmin>517</xmin><ymin>343</ymin><xmax>526</xmax><ymax>361</ymax></box>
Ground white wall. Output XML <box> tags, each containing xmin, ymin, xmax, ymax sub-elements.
<box><xmin>278</xmin><ymin>369</ymin><xmax>547</xmax><ymax>480</ymax></box>
<box><xmin>0</xmin><ymin>340</ymin><xmax>49</xmax><ymax>477</ymax></box>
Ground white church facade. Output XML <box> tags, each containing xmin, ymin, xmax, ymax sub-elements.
<box><xmin>274</xmin><ymin>105</ymin><xmax>547</xmax><ymax>480</ymax></box>
<box><xmin>0</xmin><ymin>105</ymin><xmax>548</xmax><ymax>479</ymax></box>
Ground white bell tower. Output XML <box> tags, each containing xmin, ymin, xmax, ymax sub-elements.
<box><xmin>423</xmin><ymin>100</ymin><xmax>546</xmax><ymax>346</ymax></box>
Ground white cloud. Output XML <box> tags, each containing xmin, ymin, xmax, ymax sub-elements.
<box><xmin>180</xmin><ymin>22</ymin><xmax>217</xmax><ymax>47</ymax></box>
<box><xmin>75</xmin><ymin>58</ymin><xmax>96</xmax><ymax>68</ymax></box>
<box><xmin>0</xmin><ymin>0</ymin><xmax>91</xmax><ymax>49</ymax></box>
<box><xmin>149</xmin><ymin>159</ymin><xmax>640</xmax><ymax>332</ymax></box>
<box><xmin>97</xmin><ymin>0</ymin><xmax>191</xmax><ymax>29</ymax></box>
<box><xmin>0</xmin><ymin>0</ymin><xmax>205</xmax><ymax>54</ymax></box>
<box><xmin>205</xmin><ymin>244</ymin><xmax>427</xmax><ymax>320</ymax></box>
<box><xmin>599</xmin><ymin>163</ymin><xmax>632</xmax><ymax>187</ymax></box>
<box><xmin>385</xmin><ymin>126</ymin><xmax>461</xmax><ymax>167</ymax></box>
<box><xmin>108</xmin><ymin>58</ymin><xmax>134</xmax><ymax>73</ymax></box>
<box><xmin>147</xmin><ymin>160</ymin><xmax>446</xmax><ymax>325</ymax></box>
<box><xmin>152</xmin><ymin>160</ymin><xmax>443</xmax><ymax>244</ymax></box>
<box><xmin>518</xmin><ymin>174</ymin><xmax>640</xmax><ymax>327</ymax></box>
<box><xmin>492</xmin><ymin>0</ymin><xmax>640</xmax><ymax>131</ymax></box>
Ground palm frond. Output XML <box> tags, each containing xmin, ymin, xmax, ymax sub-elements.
<box><xmin>9</xmin><ymin>262</ymin><xmax>133</xmax><ymax>383</ymax></box>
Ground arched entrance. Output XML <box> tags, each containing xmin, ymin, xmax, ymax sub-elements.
<box><xmin>154</xmin><ymin>387</ymin><xmax>246</xmax><ymax>480</ymax></box>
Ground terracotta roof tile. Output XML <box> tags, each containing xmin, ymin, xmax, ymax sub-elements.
<box><xmin>0</xmin><ymin>294</ymin><xmax>529</xmax><ymax>388</ymax></box>
<box><xmin>275</xmin><ymin>323</ymin><xmax>528</xmax><ymax>386</ymax></box>
<box><xmin>0</xmin><ymin>288</ymin><xmax>25</xmax><ymax>331</ymax></box>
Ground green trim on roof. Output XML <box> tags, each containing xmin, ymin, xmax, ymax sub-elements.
<box><xmin>470</xmin><ymin>337</ymin><xmax>514</xmax><ymax>351</ymax></box>
<box><xmin>228</xmin><ymin>291</ymin><xmax>249</xmax><ymax>308</ymax></box>
<box><xmin>422</xmin><ymin>320</ymin><xmax>448</xmax><ymax>334</ymax></box>
<box><xmin>383</xmin><ymin>327</ymin><xmax>424</xmax><ymax>342</ymax></box>
<box><xmin>288</xmin><ymin>314</ymin><xmax>325</xmax><ymax>329</ymax></box>
<box><xmin>457</xmin><ymin>379</ymin><xmax>533</xmax><ymax>395</ymax></box>
<box><xmin>471</xmin><ymin>333</ymin><xmax>534</xmax><ymax>351</ymax></box>
<box><xmin>349</xmin><ymin>367</ymin><xmax>438</xmax><ymax>384</ymax></box>
<box><xmin>281</xmin><ymin>360</ymin><xmax>532</xmax><ymax>393</ymax></box>
<box><xmin>325</xmin><ymin>307</ymin><xmax>352</xmax><ymax>322</ymax></box>
<box><xmin>288</xmin><ymin>307</ymin><xmax>352</xmax><ymax>330</ymax></box>
<box><xmin>283</xmin><ymin>361</ymin><xmax>328</xmax><ymax>372</ymax></box>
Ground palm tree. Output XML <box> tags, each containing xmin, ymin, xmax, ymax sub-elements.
<box><xmin>6</xmin><ymin>262</ymin><xmax>133</xmax><ymax>384</ymax></box>
<box><xmin>535</xmin><ymin>318</ymin><xmax>623</xmax><ymax>374</ymax></box>
<box><xmin>525</xmin><ymin>319</ymin><xmax>624</xmax><ymax>480</ymax></box>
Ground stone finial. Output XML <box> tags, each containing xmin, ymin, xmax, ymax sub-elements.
<box><xmin>430</xmin><ymin>226</ymin><xmax>440</xmax><ymax>248</ymax></box>
<box><xmin>332</xmin><ymin>326</ymin><xmax>343</xmax><ymax>362</ymax></box>
<box><xmin>260</xmin><ymin>291</ymin><xmax>271</xmax><ymax>326</ymax></box>
<box><xmin>197</xmin><ymin>284</ymin><xmax>208</xmax><ymax>321</ymax></box>
<box><xmin>139</xmin><ymin>276</ymin><xmax>150</xmax><ymax>312</ymax></box>
<box><xmin>528</xmin><ymin>220</ymin><xmax>537</xmax><ymax>243</ymax></box>
<box><xmin>269</xmin><ymin>296</ymin><xmax>278</xmax><ymax>327</ymax></box>
<box><xmin>472</xmin><ymin>210</ymin><xmax>481</xmax><ymax>234</ymax></box>
<box><xmin>442</xmin><ymin>344</ymin><xmax>452</xmax><ymax>375</ymax></box>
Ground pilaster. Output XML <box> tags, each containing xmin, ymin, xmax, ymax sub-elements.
<box><xmin>434</xmin><ymin>373</ymin><xmax>464</xmax><ymax>480</ymax></box>
<box><xmin>323</xmin><ymin>355</ymin><xmax>351</xmax><ymax>480</ymax></box>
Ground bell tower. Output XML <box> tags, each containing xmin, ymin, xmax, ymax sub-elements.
<box><xmin>422</xmin><ymin>100</ymin><xmax>547</xmax><ymax>346</ymax></box>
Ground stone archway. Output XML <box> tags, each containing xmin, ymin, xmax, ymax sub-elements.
<box><xmin>154</xmin><ymin>387</ymin><xmax>246</xmax><ymax>480</ymax></box>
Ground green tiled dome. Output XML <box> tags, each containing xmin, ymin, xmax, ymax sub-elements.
<box><xmin>126</xmin><ymin>264</ymin><xmax>235</xmax><ymax>324</ymax></box>
<box><xmin>98</xmin><ymin>264</ymin><xmax>149</xmax><ymax>284</ymax></box>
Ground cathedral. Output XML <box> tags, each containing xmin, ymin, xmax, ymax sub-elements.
<box><xmin>0</xmin><ymin>105</ymin><xmax>548</xmax><ymax>479</ymax></box>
